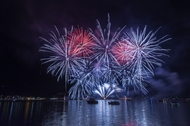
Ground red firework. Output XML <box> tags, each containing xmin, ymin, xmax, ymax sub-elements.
<box><xmin>67</xmin><ymin>28</ymin><xmax>94</xmax><ymax>57</ymax></box>
<box><xmin>111</xmin><ymin>40</ymin><xmax>133</xmax><ymax>65</ymax></box>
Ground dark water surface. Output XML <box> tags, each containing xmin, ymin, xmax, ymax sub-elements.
<box><xmin>0</xmin><ymin>99</ymin><xmax>190</xmax><ymax>126</ymax></box>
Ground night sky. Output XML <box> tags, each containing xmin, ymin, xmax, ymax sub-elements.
<box><xmin>1</xmin><ymin>0</ymin><xmax>190</xmax><ymax>98</ymax></box>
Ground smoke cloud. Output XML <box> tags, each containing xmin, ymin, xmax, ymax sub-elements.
<box><xmin>148</xmin><ymin>67</ymin><xmax>185</xmax><ymax>99</ymax></box>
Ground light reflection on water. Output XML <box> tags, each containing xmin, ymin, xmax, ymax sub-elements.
<box><xmin>0</xmin><ymin>99</ymin><xmax>190</xmax><ymax>126</ymax></box>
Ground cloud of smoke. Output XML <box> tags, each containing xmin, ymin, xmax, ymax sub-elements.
<box><xmin>148</xmin><ymin>67</ymin><xmax>185</xmax><ymax>99</ymax></box>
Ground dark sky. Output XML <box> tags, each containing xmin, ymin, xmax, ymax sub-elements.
<box><xmin>1</xmin><ymin>0</ymin><xmax>190</xmax><ymax>98</ymax></box>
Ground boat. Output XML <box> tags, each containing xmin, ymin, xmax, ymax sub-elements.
<box><xmin>86</xmin><ymin>98</ymin><xmax>98</xmax><ymax>104</ymax></box>
<box><xmin>170</xmin><ymin>101</ymin><xmax>180</xmax><ymax>106</ymax></box>
<box><xmin>108</xmin><ymin>101</ymin><xmax>120</xmax><ymax>105</ymax></box>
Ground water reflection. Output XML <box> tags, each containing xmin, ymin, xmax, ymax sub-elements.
<box><xmin>0</xmin><ymin>100</ymin><xmax>190</xmax><ymax>126</ymax></box>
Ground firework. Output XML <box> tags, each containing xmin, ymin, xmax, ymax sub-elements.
<box><xmin>111</xmin><ymin>40</ymin><xmax>134</xmax><ymax>65</ymax></box>
<box><xmin>120</xmin><ymin>26</ymin><xmax>171</xmax><ymax>95</ymax></box>
<box><xmin>68</xmin><ymin>77</ymin><xmax>92</xmax><ymax>100</ymax></box>
<box><xmin>121</xmin><ymin>69</ymin><xmax>148</xmax><ymax>96</ymax></box>
<box><xmin>39</xmin><ymin>26</ymin><xmax>93</xmax><ymax>98</ymax></box>
<box><xmin>90</xmin><ymin>14</ymin><xmax>125</xmax><ymax>66</ymax></box>
<box><xmin>94</xmin><ymin>83</ymin><xmax>122</xmax><ymax>99</ymax></box>
<box><xmin>68</xmin><ymin>60</ymin><xmax>97</xmax><ymax>99</ymax></box>
<box><xmin>67</xmin><ymin>28</ymin><xmax>95</xmax><ymax>57</ymax></box>
<box><xmin>123</xmin><ymin>26</ymin><xmax>171</xmax><ymax>76</ymax></box>
<box><xmin>39</xmin><ymin>16</ymin><xmax>170</xmax><ymax>99</ymax></box>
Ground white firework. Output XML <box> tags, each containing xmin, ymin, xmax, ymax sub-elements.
<box><xmin>94</xmin><ymin>83</ymin><xmax>123</xmax><ymax>99</ymax></box>
<box><xmin>39</xmin><ymin>26</ymin><xmax>87</xmax><ymax>98</ymax></box>
<box><xmin>90</xmin><ymin>14</ymin><xmax>125</xmax><ymax>66</ymax></box>
<box><xmin>39</xmin><ymin>17</ymin><xmax>171</xmax><ymax>99</ymax></box>
<box><xmin>120</xmin><ymin>26</ymin><xmax>171</xmax><ymax>94</ymax></box>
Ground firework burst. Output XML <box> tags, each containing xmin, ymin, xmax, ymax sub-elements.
<box><xmin>123</xmin><ymin>26</ymin><xmax>171</xmax><ymax>76</ymax></box>
<box><xmin>111</xmin><ymin>40</ymin><xmax>134</xmax><ymax>65</ymax></box>
<box><xmin>67</xmin><ymin>28</ymin><xmax>95</xmax><ymax>57</ymax></box>
<box><xmin>90</xmin><ymin>14</ymin><xmax>125</xmax><ymax>66</ymax></box>
<box><xmin>39</xmin><ymin>16</ymin><xmax>170</xmax><ymax>99</ymax></box>
<box><xmin>94</xmin><ymin>83</ymin><xmax>122</xmax><ymax>99</ymax></box>
<box><xmin>39</xmin><ymin>26</ymin><xmax>93</xmax><ymax>98</ymax></box>
<box><xmin>120</xmin><ymin>26</ymin><xmax>171</xmax><ymax>95</ymax></box>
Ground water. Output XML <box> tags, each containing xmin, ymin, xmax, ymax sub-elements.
<box><xmin>0</xmin><ymin>99</ymin><xmax>190</xmax><ymax>126</ymax></box>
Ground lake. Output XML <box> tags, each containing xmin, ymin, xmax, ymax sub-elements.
<box><xmin>0</xmin><ymin>99</ymin><xmax>190</xmax><ymax>126</ymax></box>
